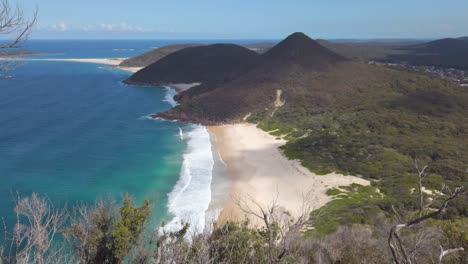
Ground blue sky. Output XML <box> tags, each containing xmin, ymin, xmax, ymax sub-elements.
<box><xmin>14</xmin><ymin>0</ymin><xmax>468</xmax><ymax>39</ymax></box>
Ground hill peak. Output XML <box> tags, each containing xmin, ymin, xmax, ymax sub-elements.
<box><xmin>283</xmin><ymin>32</ymin><xmax>312</xmax><ymax>41</ymax></box>
<box><xmin>274</xmin><ymin>32</ymin><xmax>322</xmax><ymax>49</ymax></box>
<box><xmin>262</xmin><ymin>32</ymin><xmax>346</xmax><ymax>69</ymax></box>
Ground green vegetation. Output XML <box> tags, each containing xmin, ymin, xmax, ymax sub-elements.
<box><xmin>2</xmin><ymin>191</ymin><xmax>465</xmax><ymax>263</ymax></box>
<box><xmin>311</xmin><ymin>184</ymin><xmax>387</xmax><ymax>236</ymax></box>
<box><xmin>64</xmin><ymin>194</ymin><xmax>151</xmax><ymax>264</ymax></box>
<box><xmin>250</xmin><ymin>70</ymin><xmax>468</xmax><ymax>221</ymax></box>
<box><xmin>110</xmin><ymin>195</ymin><xmax>151</xmax><ymax>262</ymax></box>
<box><xmin>243</xmin><ymin>66</ymin><xmax>468</xmax><ymax>245</ymax></box>
<box><xmin>103</xmin><ymin>32</ymin><xmax>468</xmax><ymax>262</ymax></box>
<box><xmin>440</xmin><ymin>218</ymin><xmax>468</xmax><ymax>258</ymax></box>
<box><xmin>207</xmin><ymin>221</ymin><xmax>270</xmax><ymax>263</ymax></box>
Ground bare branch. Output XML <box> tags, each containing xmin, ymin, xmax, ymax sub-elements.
<box><xmin>415</xmin><ymin>160</ymin><xmax>428</xmax><ymax>217</ymax></box>
<box><xmin>233</xmin><ymin>189</ymin><xmax>314</xmax><ymax>263</ymax></box>
<box><xmin>391</xmin><ymin>205</ymin><xmax>403</xmax><ymax>223</ymax></box>
<box><xmin>423</xmin><ymin>184</ymin><xmax>447</xmax><ymax>209</ymax></box>
<box><xmin>1</xmin><ymin>192</ymin><xmax>69</xmax><ymax>263</ymax></box>
<box><xmin>0</xmin><ymin>0</ymin><xmax>37</xmax><ymax>49</ymax></box>
<box><xmin>389</xmin><ymin>185</ymin><xmax>464</xmax><ymax>264</ymax></box>
<box><xmin>438</xmin><ymin>245</ymin><xmax>464</xmax><ymax>264</ymax></box>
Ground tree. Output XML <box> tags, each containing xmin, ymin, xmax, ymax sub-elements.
<box><xmin>0</xmin><ymin>0</ymin><xmax>37</xmax><ymax>77</ymax></box>
<box><xmin>64</xmin><ymin>198</ymin><xmax>117</xmax><ymax>264</ymax></box>
<box><xmin>234</xmin><ymin>191</ymin><xmax>314</xmax><ymax>263</ymax></box>
<box><xmin>0</xmin><ymin>0</ymin><xmax>37</xmax><ymax>49</ymax></box>
<box><xmin>388</xmin><ymin>162</ymin><xmax>465</xmax><ymax>264</ymax></box>
<box><xmin>440</xmin><ymin>218</ymin><xmax>468</xmax><ymax>264</ymax></box>
<box><xmin>311</xmin><ymin>225</ymin><xmax>390</xmax><ymax>264</ymax></box>
<box><xmin>110</xmin><ymin>195</ymin><xmax>151</xmax><ymax>263</ymax></box>
<box><xmin>0</xmin><ymin>193</ymin><xmax>70</xmax><ymax>264</ymax></box>
<box><xmin>64</xmin><ymin>194</ymin><xmax>151</xmax><ymax>264</ymax></box>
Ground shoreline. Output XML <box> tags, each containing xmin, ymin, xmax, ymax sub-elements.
<box><xmin>163</xmin><ymin>125</ymin><xmax>215</xmax><ymax>235</ymax></box>
<box><xmin>0</xmin><ymin>57</ymin><xmax>143</xmax><ymax>73</ymax></box>
<box><xmin>205</xmin><ymin>126</ymin><xmax>231</xmax><ymax>230</ymax></box>
<box><xmin>208</xmin><ymin>123</ymin><xmax>370</xmax><ymax>226</ymax></box>
<box><xmin>165</xmin><ymin>83</ymin><xmax>201</xmax><ymax>93</ymax></box>
<box><xmin>126</xmin><ymin>82</ymin><xmax>201</xmax><ymax>93</ymax></box>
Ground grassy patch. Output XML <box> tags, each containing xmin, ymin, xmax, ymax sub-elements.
<box><xmin>325</xmin><ymin>188</ymin><xmax>342</xmax><ymax>196</ymax></box>
<box><xmin>309</xmin><ymin>184</ymin><xmax>387</xmax><ymax>237</ymax></box>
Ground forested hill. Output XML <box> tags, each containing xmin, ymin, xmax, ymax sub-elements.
<box><xmin>119</xmin><ymin>44</ymin><xmax>202</xmax><ymax>68</ymax></box>
<box><xmin>120</xmin><ymin>43</ymin><xmax>276</xmax><ymax>69</ymax></box>
<box><xmin>151</xmin><ymin>33</ymin><xmax>468</xmax><ymax>222</ymax></box>
<box><xmin>385</xmin><ymin>38</ymin><xmax>468</xmax><ymax>69</ymax></box>
<box><xmin>154</xmin><ymin>33</ymin><xmax>466</xmax><ymax>126</ymax></box>
<box><xmin>124</xmin><ymin>44</ymin><xmax>260</xmax><ymax>86</ymax></box>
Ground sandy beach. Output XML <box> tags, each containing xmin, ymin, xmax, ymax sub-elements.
<box><xmin>209</xmin><ymin>123</ymin><xmax>370</xmax><ymax>226</ymax></box>
<box><xmin>48</xmin><ymin>58</ymin><xmax>126</xmax><ymax>65</ymax></box>
<box><xmin>41</xmin><ymin>58</ymin><xmax>144</xmax><ymax>73</ymax></box>
<box><xmin>0</xmin><ymin>57</ymin><xmax>143</xmax><ymax>73</ymax></box>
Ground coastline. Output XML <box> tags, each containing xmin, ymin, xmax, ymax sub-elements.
<box><xmin>55</xmin><ymin>58</ymin><xmax>144</xmax><ymax>73</ymax></box>
<box><xmin>208</xmin><ymin>123</ymin><xmax>370</xmax><ymax>226</ymax></box>
<box><xmin>163</xmin><ymin>125</ymin><xmax>215</xmax><ymax>234</ymax></box>
<box><xmin>0</xmin><ymin>57</ymin><xmax>143</xmax><ymax>73</ymax></box>
<box><xmin>166</xmin><ymin>83</ymin><xmax>201</xmax><ymax>93</ymax></box>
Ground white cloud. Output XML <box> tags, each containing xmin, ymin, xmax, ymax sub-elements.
<box><xmin>43</xmin><ymin>22</ymin><xmax>164</xmax><ymax>33</ymax></box>
<box><xmin>48</xmin><ymin>22</ymin><xmax>68</xmax><ymax>31</ymax></box>
<box><xmin>94</xmin><ymin>22</ymin><xmax>146</xmax><ymax>32</ymax></box>
<box><xmin>79</xmin><ymin>24</ymin><xmax>97</xmax><ymax>31</ymax></box>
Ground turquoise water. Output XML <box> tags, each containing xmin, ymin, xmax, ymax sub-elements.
<box><xmin>0</xmin><ymin>59</ymin><xmax>187</xmax><ymax>227</ymax></box>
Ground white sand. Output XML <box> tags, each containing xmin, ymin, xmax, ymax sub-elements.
<box><xmin>209</xmin><ymin>123</ymin><xmax>370</xmax><ymax>225</ymax></box>
<box><xmin>47</xmin><ymin>58</ymin><xmax>126</xmax><ymax>65</ymax></box>
<box><xmin>166</xmin><ymin>83</ymin><xmax>201</xmax><ymax>92</ymax></box>
<box><xmin>0</xmin><ymin>57</ymin><xmax>143</xmax><ymax>73</ymax></box>
<box><xmin>42</xmin><ymin>58</ymin><xmax>143</xmax><ymax>73</ymax></box>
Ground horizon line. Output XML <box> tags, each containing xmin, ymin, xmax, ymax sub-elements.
<box><xmin>5</xmin><ymin>37</ymin><xmax>450</xmax><ymax>41</ymax></box>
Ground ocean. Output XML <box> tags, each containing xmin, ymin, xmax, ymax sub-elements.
<box><xmin>0</xmin><ymin>40</ymin><xmax>234</xmax><ymax>232</ymax></box>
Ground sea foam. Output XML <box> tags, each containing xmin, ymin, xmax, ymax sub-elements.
<box><xmin>164</xmin><ymin>125</ymin><xmax>214</xmax><ymax>235</ymax></box>
<box><xmin>163</xmin><ymin>87</ymin><xmax>178</xmax><ymax>107</ymax></box>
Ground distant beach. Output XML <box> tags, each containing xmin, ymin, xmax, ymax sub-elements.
<box><xmin>0</xmin><ymin>57</ymin><xmax>143</xmax><ymax>73</ymax></box>
<box><xmin>208</xmin><ymin>124</ymin><xmax>370</xmax><ymax>226</ymax></box>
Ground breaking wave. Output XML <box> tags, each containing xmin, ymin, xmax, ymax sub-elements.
<box><xmin>163</xmin><ymin>87</ymin><xmax>178</xmax><ymax>107</ymax></box>
<box><xmin>164</xmin><ymin>125</ymin><xmax>214</xmax><ymax>235</ymax></box>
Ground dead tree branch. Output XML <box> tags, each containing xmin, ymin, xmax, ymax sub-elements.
<box><xmin>438</xmin><ymin>245</ymin><xmax>464</xmax><ymax>264</ymax></box>
<box><xmin>0</xmin><ymin>0</ymin><xmax>37</xmax><ymax>49</ymax></box>
<box><xmin>415</xmin><ymin>160</ymin><xmax>428</xmax><ymax>217</ymax></box>
<box><xmin>234</xmin><ymin>189</ymin><xmax>313</xmax><ymax>263</ymax></box>
<box><xmin>388</xmin><ymin>162</ymin><xmax>465</xmax><ymax>264</ymax></box>
<box><xmin>0</xmin><ymin>193</ymin><xmax>69</xmax><ymax>264</ymax></box>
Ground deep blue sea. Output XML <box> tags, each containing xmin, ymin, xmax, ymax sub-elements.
<box><xmin>0</xmin><ymin>40</ymin><xmax>240</xmax><ymax>231</ymax></box>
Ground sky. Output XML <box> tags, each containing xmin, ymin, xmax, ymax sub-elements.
<box><xmin>10</xmin><ymin>0</ymin><xmax>468</xmax><ymax>39</ymax></box>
